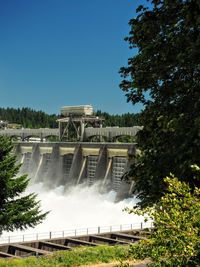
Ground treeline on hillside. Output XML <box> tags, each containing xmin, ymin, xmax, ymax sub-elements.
<box><xmin>0</xmin><ymin>107</ymin><xmax>141</xmax><ymax>128</ymax></box>
<box><xmin>96</xmin><ymin>110</ymin><xmax>141</xmax><ymax>127</ymax></box>
<box><xmin>0</xmin><ymin>107</ymin><xmax>58</xmax><ymax>128</ymax></box>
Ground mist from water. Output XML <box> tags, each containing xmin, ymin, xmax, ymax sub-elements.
<box><xmin>3</xmin><ymin>181</ymin><xmax>143</xmax><ymax>237</ymax></box>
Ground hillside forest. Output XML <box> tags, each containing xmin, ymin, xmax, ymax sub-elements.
<box><xmin>0</xmin><ymin>107</ymin><xmax>141</xmax><ymax>129</ymax></box>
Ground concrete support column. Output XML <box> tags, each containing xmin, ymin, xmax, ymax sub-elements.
<box><xmin>59</xmin><ymin>121</ymin><xmax>62</xmax><ymax>141</ymax></box>
<box><xmin>80</xmin><ymin>121</ymin><xmax>85</xmax><ymax>141</ymax></box>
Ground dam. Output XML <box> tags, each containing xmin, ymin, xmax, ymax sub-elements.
<box><xmin>15</xmin><ymin>142</ymin><xmax>136</xmax><ymax>199</ymax></box>
<box><xmin>1</xmin><ymin>106</ymin><xmax>141</xmax><ymax>199</ymax></box>
<box><xmin>0</xmin><ymin>106</ymin><xmax>143</xmax><ymax>246</ymax></box>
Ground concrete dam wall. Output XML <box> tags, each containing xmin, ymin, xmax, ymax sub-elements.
<box><xmin>15</xmin><ymin>142</ymin><xmax>136</xmax><ymax>199</ymax></box>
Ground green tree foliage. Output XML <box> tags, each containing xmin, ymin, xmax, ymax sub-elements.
<box><xmin>0</xmin><ymin>107</ymin><xmax>141</xmax><ymax>129</ymax></box>
<box><xmin>96</xmin><ymin>110</ymin><xmax>141</xmax><ymax>127</ymax></box>
<box><xmin>127</xmin><ymin>166</ymin><xmax>200</xmax><ymax>266</ymax></box>
<box><xmin>0</xmin><ymin>107</ymin><xmax>58</xmax><ymax>128</ymax></box>
<box><xmin>0</xmin><ymin>136</ymin><xmax>47</xmax><ymax>234</ymax></box>
<box><xmin>120</xmin><ymin>0</ymin><xmax>200</xmax><ymax>207</ymax></box>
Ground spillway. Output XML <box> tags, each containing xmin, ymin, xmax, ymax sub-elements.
<box><xmin>16</xmin><ymin>142</ymin><xmax>135</xmax><ymax>199</ymax></box>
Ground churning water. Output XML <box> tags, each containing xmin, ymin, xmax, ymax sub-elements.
<box><xmin>1</xmin><ymin>181</ymin><xmax>144</xmax><ymax>240</ymax></box>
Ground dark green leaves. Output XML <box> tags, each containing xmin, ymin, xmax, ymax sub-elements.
<box><xmin>120</xmin><ymin>0</ymin><xmax>200</xmax><ymax>206</ymax></box>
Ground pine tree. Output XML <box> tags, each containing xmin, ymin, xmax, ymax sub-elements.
<box><xmin>0</xmin><ymin>136</ymin><xmax>47</xmax><ymax>234</ymax></box>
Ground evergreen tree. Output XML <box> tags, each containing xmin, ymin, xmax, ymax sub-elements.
<box><xmin>0</xmin><ymin>107</ymin><xmax>58</xmax><ymax>129</ymax></box>
<box><xmin>0</xmin><ymin>136</ymin><xmax>47</xmax><ymax>234</ymax></box>
<box><xmin>95</xmin><ymin>110</ymin><xmax>141</xmax><ymax>127</ymax></box>
<box><xmin>120</xmin><ymin>0</ymin><xmax>200</xmax><ymax>207</ymax></box>
<box><xmin>0</xmin><ymin>107</ymin><xmax>140</xmax><ymax>129</ymax></box>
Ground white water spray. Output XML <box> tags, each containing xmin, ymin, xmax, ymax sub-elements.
<box><xmin>2</xmin><ymin>181</ymin><xmax>143</xmax><ymax>238</ymax></box>
<box><xmin>76</xmin><ymin>158</ymin><xmax>87</xmax><ymax>185</ymax></box>
<box><xmin>102</xmin><ymin>158</ymin><xmax>112</xmax><ymax>188</ymax></box>
<box><xmin>20</xmin><ymin>154</ymin><xmax>25</xmax><ymax>164</ymax></box>
<box><xmin>32</xmin><ymin>154</ymin><xmax>44</xmax><ymax>184</ymax></box>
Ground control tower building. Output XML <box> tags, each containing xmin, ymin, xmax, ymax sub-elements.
<box><xmin>57</xmin><ymin>105</ymin><xmax>104</xmax><ymax>141</ymax></box>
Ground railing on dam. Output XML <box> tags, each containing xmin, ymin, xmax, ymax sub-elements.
<box><xmin>0</xmin><ymin>221</ymin><xmax>153</xmax><ymax>245</ymax></box>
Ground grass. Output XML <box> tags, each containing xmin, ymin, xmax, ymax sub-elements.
<box><xmin>0</xmin><ymin>245</ymin><xmax>134</xmax><ymax>267</ymax></box>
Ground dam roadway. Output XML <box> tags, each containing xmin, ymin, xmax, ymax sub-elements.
<box><xmin>0</xmin><ymin>126</ymin><xmax>142</xmax><ymax>142</ymax></box>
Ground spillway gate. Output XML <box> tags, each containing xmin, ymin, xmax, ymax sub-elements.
<box><xmin>15</xmin><ymin>142</ymin><xmax>136</xmax><ymax>198</ymax></box>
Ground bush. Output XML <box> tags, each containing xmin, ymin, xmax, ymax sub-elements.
<box><xmin>127</xmin><ymin>166</ymin><xmax>200</xmax><ymax>266</ymax></box>
<box><xmin>0</xmin><ymin>245</ymin><xmax>131</xmax><ymax>267</ymax></box>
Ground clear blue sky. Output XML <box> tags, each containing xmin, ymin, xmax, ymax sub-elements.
<box><xmin>0</xmin><ymin>0</ymin><xmax>147</xmax><ymax>115</ymax></box>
